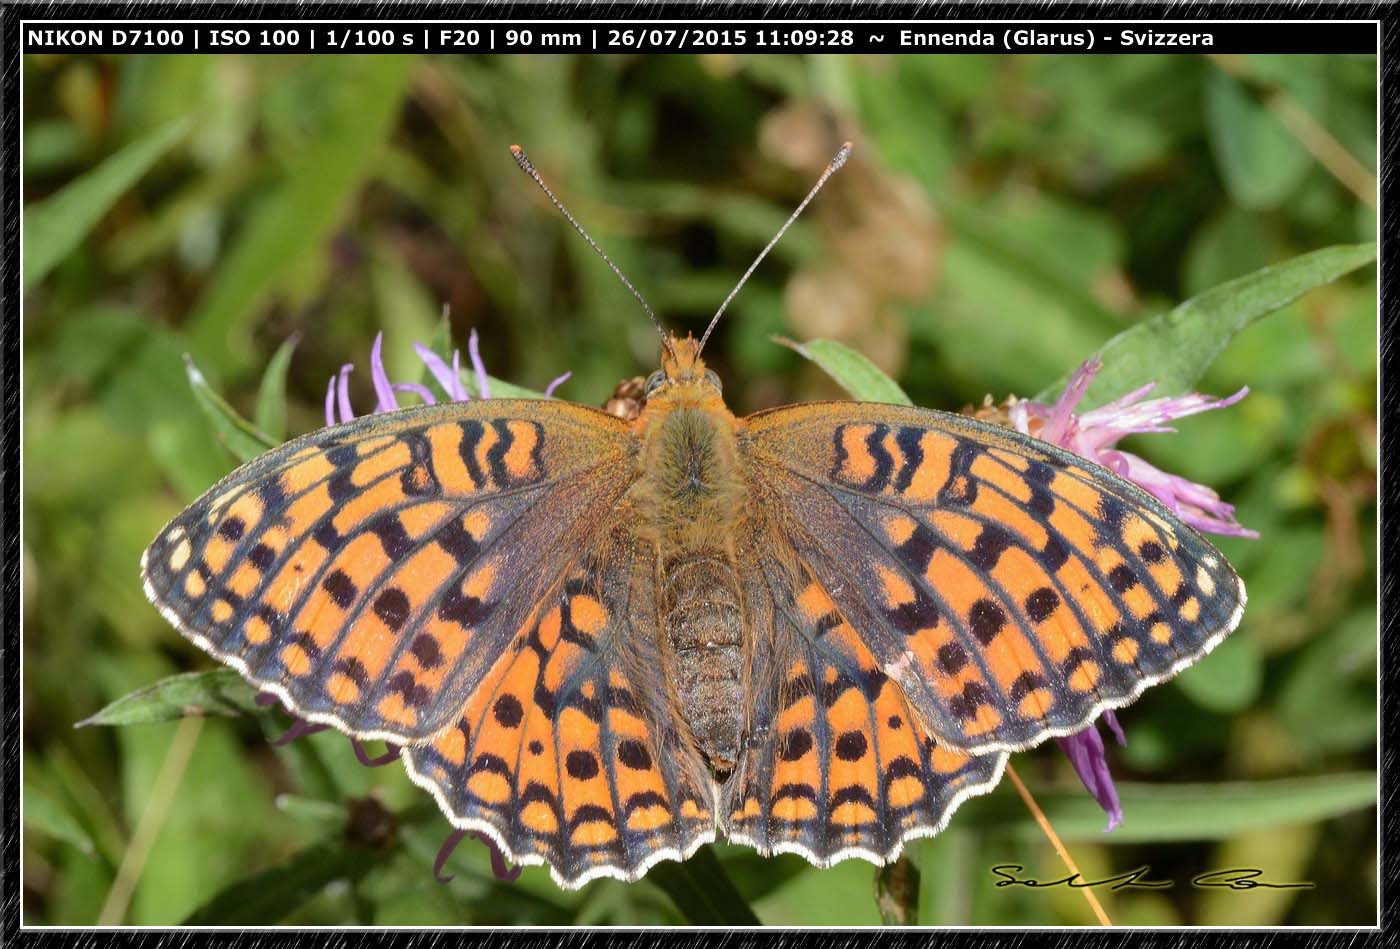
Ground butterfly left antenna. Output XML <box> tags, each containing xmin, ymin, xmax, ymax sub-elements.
<box><xmin>698</xmin><ymin>141</ymin><xmax>853</xmax><ymax>354</ymax></box>
<box><xmin>510</xmin><ymin>145</ymin><xmax>672</xmax><ymax>357</ymax></box>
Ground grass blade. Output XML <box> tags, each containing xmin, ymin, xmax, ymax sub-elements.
<box><xmin>24</xmin><ymin>116</ymin><xmax>192</xmax><ymax>289</ymax></box>
<box><xmin>188</xmin><ymin>58</ymin><xmax>415</xmax><ymax>370</ymax></box>
<box><xmin>24</xmin><ymin>786</ymin><xmax>97</xmax><ymax>857</ymax></box>
<box><xmin>254</xmin><ymin>334</ymin><xmax>300</xmax><ymax>442</ymax></box>
<box><xmin>961</xmin><ymin>771</ymin><xmax>1376</xmax><ymax>843</ymax></box>
<box><xmin>185</xmin><ymin>354</ymin><xmax>277</xmax><ymax>462</ymax></box>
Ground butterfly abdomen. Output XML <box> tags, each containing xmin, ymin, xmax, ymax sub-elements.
<box><xmin>632</xmin><ymin>393</ymin><xmax>750</xmax><ymax>771</ymax></box>
<box><xmin>661</xmin><ymin>552</ymin><xmax>745</xmax><ymax>772</ymax></box>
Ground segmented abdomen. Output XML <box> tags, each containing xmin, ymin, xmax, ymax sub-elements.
<box><xmin>662</xmin><ymin>553</ymin><xmax>744</xmax><ymax>772</ymax></box>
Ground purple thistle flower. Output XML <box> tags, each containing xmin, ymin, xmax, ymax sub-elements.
<box><xmin>1008</xmin><ymin>356</ymin><xmax>1257</xmax><ymax>539</ymax></box>
<box><xmin>325</xmin><ymin>330</ymin><xmax>570</xmax><ymax>428</ymax></box>
<box><xmin>1054</xmin><ymin>711</ymin><xmax>1127</xmax><ymax>832</ymax></box>
<box><xmin>1009</xmin><ymin>356</ymin><xmax>1256</xmax><ymax>831</ymax></box>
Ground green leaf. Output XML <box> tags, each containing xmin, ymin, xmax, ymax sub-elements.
<box><xmin>962</xmin><ymin>771</ymin><xmax>1375</xmax><ymax>843</ymax></box>
<box><xmin>1276</xmin><ymin>609</ymin><xmax>1377</xmax><ymax>756</ymax></box>
<box><xmin>1205</xmin><ymin>70</ymin><xmax>1315</xmax><ymax>210</ymax></box>
<box><xmin>77</xmin><ymin>669</ymin><xmax>261</xmax><ymax>727</ymax></box>
<box><xmin>461</xmin><ymin>371</ymin><xmax>548</xmax><ymax>401</ymax></box>
<box><xmin>646</xmin><ymin>845</ymin><xmax>761</xmax><ymax>925</ymax></box>
<box><xmin>188</xmin><ymin>57</ymin><xmax>415</xmax><ymax>370</ymax></box>
<box><xmin>183</xmin><ymin>843</ymin><xmax>379</xmax><ymax>925</ymax></box>
<box><xmin>185</xmin><ymin>354</ymin><xmax>277</xmax><ymax>462</ymax></box>
<box><xmin>23</xmin><ymin>116</ymin><xmax>192</xmax><ymax>289</ymax></box>
<box><xmin>254</xmin><ymin>334</ymin><xmax>300</xmax><ymax>442</ymax></box>
<box><xmin>1035</xmin><ymin>243</ymin><xmax>1377</xmax><ymax>408</ymax></box>
<box><xmin>710</xmin><ymin>846</ymin><xmax>810</xmax><ymax>903</ymax></box>
<box><xmin>1173</xmin><ymin>632</ymin><xmax>1263</xmax><ymax>714</ymax></box>
<box><xmin>276</xmin><ymin>795</ymin><xmax>351</xmax><ymax>833</ymax></box>
<box><xmin>776</xmin><ymin>337</ymin><xmax>913</xmax><ymax>405</ymax></box>
<box><xmin>24</xmin><ymin>785</ymin><xmax>97</xmax><ymax>857</ymax></box>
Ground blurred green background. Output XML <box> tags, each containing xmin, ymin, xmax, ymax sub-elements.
<box><xmin>22</xmin><ymin>52</ymin><xmax>1377</xmax><ymax>926</ymax></box>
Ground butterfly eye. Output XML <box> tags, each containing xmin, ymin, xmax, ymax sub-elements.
<box><xmin>644</xmin><ymin>370</ymin><xmax>667</xmax><ymax>395</ymax></box>
<box><xmin>704</xmin><ymin>369</ymin><xmax>722</xmax><ymax>392</ymax></box>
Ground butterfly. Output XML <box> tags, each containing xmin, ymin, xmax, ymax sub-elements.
<box><xmin>142</xmin><ymin>145</ymin><xmax>1245</xmax><ymax>890</ymax></box>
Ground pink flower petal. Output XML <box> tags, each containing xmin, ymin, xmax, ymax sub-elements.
<box><xmin>1056</xmin><ymin>719</ymin><xmax>1124</xmax><ymax>833</ymax></box>
<box><xmin>544</xmin><ymin>371</ymin><xmax>572</xmax><ymax>399</ymax></box>
<box><xmin>369</xmin><ymin>332</ymin><xmax>399</xmax><ymax>413</ymax></box>
<box><xmin>336</xmin><ymin>364</ymin><xmax>355</xmax><ymax>423</ymax></box>
<box><xmin>469</xmin><ymin>329</ymin><xmax>491</xmax><ymax>400</ymax></box>
<box><xmin>434</xmin><ymin>830</ymin><xmax>466</xmax><ymax>883</ymax></box>
<box><xmin>324</xmin><ymin>376</ymin><xmax>338</xmax><ymax>427</ymax></box>
<box><xmin>413</xmin><ymin>343</ymin><xmax>460</xmax><ymax>400</ymax></box>
<box><xmin>391</xmin><ymin>382</ymin><xmax>437</xmax><ymax>405</ymax></box>
<box><xmin>451</xmin><ymin>349</ymin><xmax>467</xmax><ymax>401</ymax></box>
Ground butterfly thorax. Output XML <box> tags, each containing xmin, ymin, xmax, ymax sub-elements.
<box><xmin>631</xmin><ymin>339</ymin><xmax>748</xmax><ymax>773</ymax></box>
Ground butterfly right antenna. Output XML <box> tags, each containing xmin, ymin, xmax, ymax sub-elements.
<box><xmin>698</xmin><ymin>141</ymin><xmax>853</xmax><ymax>355</ymax></box>
<box><xmin>510</xmin><ymin>145</ymin><xmax>672</xmax><ymax>358</ymax></box>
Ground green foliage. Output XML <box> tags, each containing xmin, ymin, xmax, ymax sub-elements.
<box><xmin>254</xmin><ymin>335</ymin><xmax>300</xmax><ymax>442</ymax></box>
<box><xmin>24</xmin><ymin>116</ymin><xmax>192</xmax><ymax>289</ymax></box>
<box><xmin>1034</xmin><ymin>243</ymin><xmax>1377</xmax><ymax>408</ymax></box>
<box><xmin>77</xmin><ymin>670</ymin><xmax>261</xmax><ymax>726</ymax></box>
<box><xmin>778</xmin><ymin>337</ymin><xmax>913</xmax><ymax>405</ymax></box>
<box><xmin>956</xmin><ymin>772</ymin><xmax>1376</xmax><ymax>844</ymax></box>
<box><xmin>184</xmin><ymin>843</ymin><xmax>382</xmax><ymax>925</ymax></box>
<box><xmin>1205</xmin><ymin>70</ymin><xmax>1317</xmax><ymax>210</ymax></box>
<box><xmin>183</xmin><ymin>355</ymin><xmax>277</xmax><ymax>462</ymax></box>
<box><xmin>22</xmin><ymin>51</ymin><xmax>1375</xmax><ymax>926</ymax></box>
<box><xmin>186</xmin><ymin>57</ymin><xmax>417</xmax><ymax>371</ymax></box>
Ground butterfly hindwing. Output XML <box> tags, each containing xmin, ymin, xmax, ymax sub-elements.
<box><xmin>721</xmin><ymin>519</ymin><xmax>1006</xmax><ymax>864</ymax></box>
<box><xmin>142</xmin><ymin>400</ymin><xmax>638</xmax><ymax>743</ymax></box>
<box><xmin>403</xmin><ymin>520</ymin><xmax>718</xmax><ymax>889</ymax></box>
<box><xmin>741</xmin><ymin>402</ymin><xmax>1246</xmax><ymax>755</ymax></box>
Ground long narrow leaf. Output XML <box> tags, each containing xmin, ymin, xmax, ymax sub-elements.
<box><xmin>777</xmin><ymin>336</ymin><xmax>913</xmax><ymax>405</ymax></box>
<box><xmin>188</xmin><ymin>58</ymin><xmax>415</xmax><ymax>370</ymax></box>
<box><xmin>254</xmin><ymin>334</ymin><xmax>300</xmax><ymax>441</ymax></box>
<box><xmin>961</xmin><ymin>771</ymin><xmax>1376</xmax><ymax>843</ymax></box>
<box><xmin>77</xmin><ymin>669</ymin><xmax>260</xmax><ymax>727</ymax></box>
<box><xmin>23</xmin><ymin>786</ymin><xmax>97</xmax><ymax>857</ymax></box>
<box><xmin>1035</xmin><ymin>243</ymin><xmax>1377</xmax><ymax>407</ymax></box>
<box><xmin>647</xmin><ymin>845</ymin><xmax>761</xmax><ymax>925</ymax></box>
<box><xmin>24</xmin><ymin>116</ymin><xmax>192</xmax><ymax>289</ymax></box>
<box><xmin>185</xmin><ymin>354</ymin><xmax>276</xmax><ymax>462</ymax></box>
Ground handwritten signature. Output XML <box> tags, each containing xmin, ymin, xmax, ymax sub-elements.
<box><xmin>991</xmin><ymin>864</ymin><xmax>1315</xmax><ymax>891</ymax></box>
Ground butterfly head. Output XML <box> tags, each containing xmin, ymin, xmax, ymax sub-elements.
<box><xmin>646</xmin><ymin>333</ymin><xmax>722</xmax><ymax>400</ymax></box>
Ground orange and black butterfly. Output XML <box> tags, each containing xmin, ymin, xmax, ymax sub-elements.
<box><xmin>142</xmin><ymin>145</ymin><xmax>1245</xmax><ymax>889</ymax></box>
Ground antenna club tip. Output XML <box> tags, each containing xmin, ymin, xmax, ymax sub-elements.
<box><xmin>830</xmin><ymin>141</ymin><xmax>854</xmax><ymax>172</ymax></box>
<box><xmin>510</xmin><ymin>145</ymin><xmax>535</xmax><ymax>174</ymax></box>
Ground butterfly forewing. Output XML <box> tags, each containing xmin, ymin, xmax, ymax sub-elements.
<box><xmin>142</xmin><ymin>399</ymin><xmax>639</xmax><ymax>744</ymax></box>
<box><xmin>741</xmin><ymin>402</ymin><xmax>1246</xmax><ymax>755</ymax></box>
<box><xmin>403</xmin><ymin>519</ymin><xmax>718</xmax><ymax>888</ymax></box>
